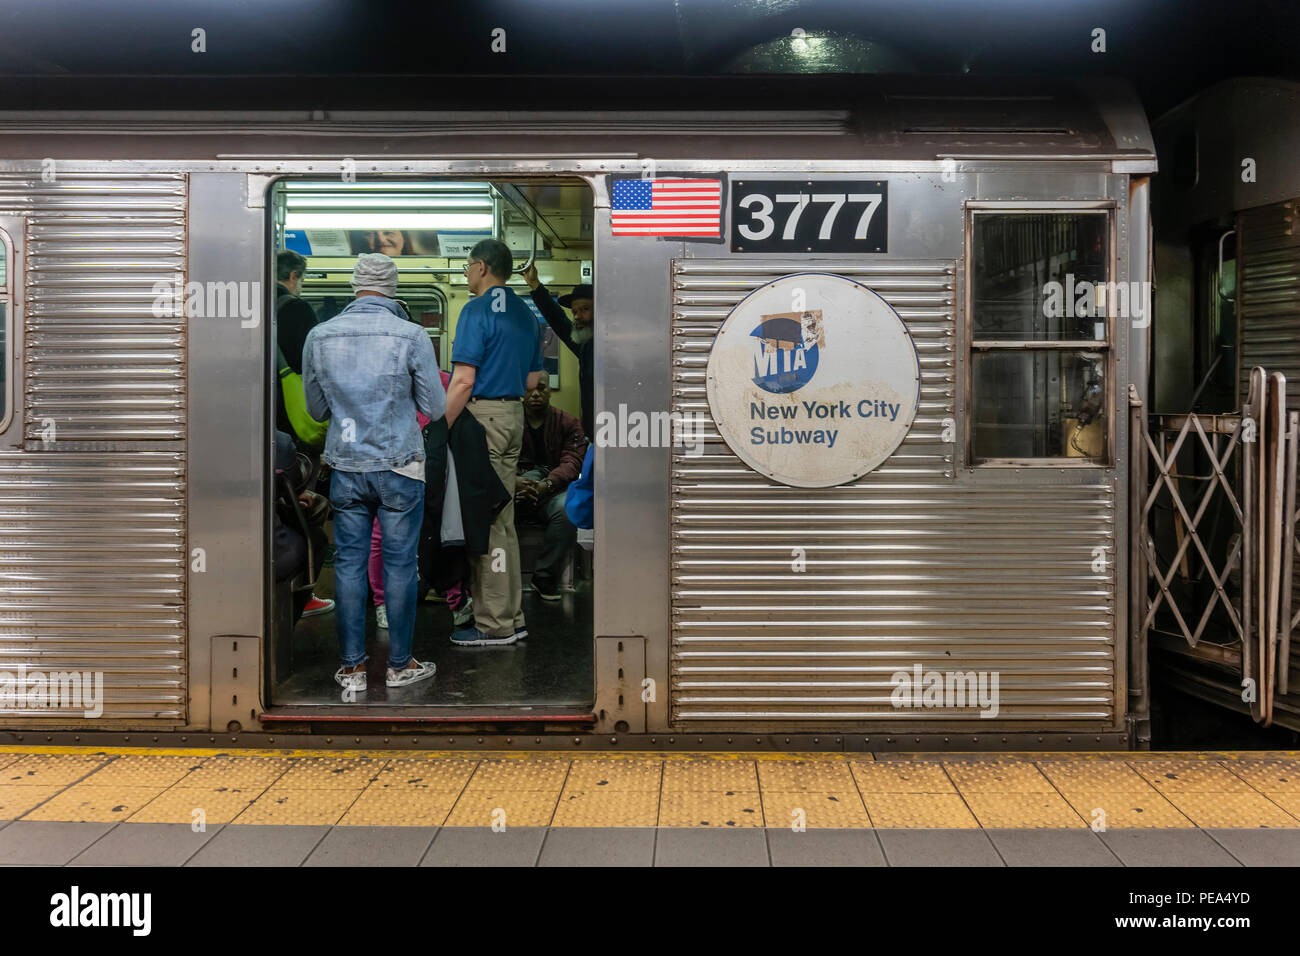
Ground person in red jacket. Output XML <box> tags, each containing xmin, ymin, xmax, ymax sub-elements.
<box><xmin>516</xmin><ymin>372</ymin><xmax>587</xmax><ymax>600</ymax></box>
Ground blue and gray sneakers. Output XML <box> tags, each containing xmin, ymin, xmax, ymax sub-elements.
<box><xmin>450</xmin><ymin>626</ymin><xmax>518</xmax><ymax>647</ymax></box>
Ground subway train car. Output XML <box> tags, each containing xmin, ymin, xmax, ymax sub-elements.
<box><xmin>1146</xmin><ymin>78</ymin><xmax>1300</xmax><ymax>731</ymax></box>
<box><xmin>0</xmin><ymin>77</ymin><xmax>1157</xmax><ymax>749</ymax></box>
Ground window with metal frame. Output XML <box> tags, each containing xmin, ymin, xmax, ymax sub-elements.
<box><xmin>968</xmin><ymin>208</ymin><xmax>1113</xmax><ymax>464</ymax></box>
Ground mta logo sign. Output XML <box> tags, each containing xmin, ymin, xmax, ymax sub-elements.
<box><xmin>750</xmin><ymin>315</ymin><xmax>819</xmax><ymax>394</ymax></box>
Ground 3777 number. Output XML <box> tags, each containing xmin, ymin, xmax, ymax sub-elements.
<box><xmin>729</xmin><ymin>180</ymin><xmax>888</xmax><ymax>253</ymax></box>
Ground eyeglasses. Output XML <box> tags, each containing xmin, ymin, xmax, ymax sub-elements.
<box><xmin>462</xmin><ymin>259</ymin><xmax>480</xmax><ymax>276</ymax></box>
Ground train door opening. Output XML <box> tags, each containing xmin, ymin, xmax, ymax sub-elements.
<box><xmin>264</xmin><ymin>177</ymin><xmax>596</xmax><ymax>714</ymax></box>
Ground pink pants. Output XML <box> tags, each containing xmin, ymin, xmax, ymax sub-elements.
<box><xmin>368</xmin><ymin>402</ymin><xmax>463</xmax><ymax>608</ymax></box>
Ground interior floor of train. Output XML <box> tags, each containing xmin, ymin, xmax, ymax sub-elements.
<box><xmin>0</xmin><ymin>748</ymin><xmax>1298</xmax><ymax>867</ymax></box>
<box><xmin>273</xmin><ymin>572</ymin><xmax>594</xmax><ymax>712</ymax></box>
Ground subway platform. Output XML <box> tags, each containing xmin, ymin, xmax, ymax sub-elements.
<box><xmin>0</xmin><ymin>747</ymin><xmax>1298</xmax><ymax>866</ymax></box>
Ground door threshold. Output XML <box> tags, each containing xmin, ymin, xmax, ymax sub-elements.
<box><xmin>260</xmin><ymin>705</ymin><xmax>597</xmax><ymax>723</ymax></box>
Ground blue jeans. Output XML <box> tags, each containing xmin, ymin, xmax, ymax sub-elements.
<box><xmin>330</xmin><ymin>469</ymin><xmax>425</xmax><ymax>669</ymax></box>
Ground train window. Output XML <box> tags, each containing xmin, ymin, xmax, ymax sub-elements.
<box><xmin>969</xmin><ymin>210</ymin><xmax>1111</xmax><ymax>463</ymax></box>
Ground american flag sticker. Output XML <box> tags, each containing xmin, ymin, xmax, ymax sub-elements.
<box><xmin>610</xmin><ymin>178</ymin><xmax>724</xmax><ymax>237</ymax></box>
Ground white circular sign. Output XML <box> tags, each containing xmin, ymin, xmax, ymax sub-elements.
<box><xmin>705</xmin><ymin>273</ymin><xmax>920</xmax><ymax>488</ymax></box>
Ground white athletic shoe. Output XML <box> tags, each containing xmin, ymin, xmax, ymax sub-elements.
<box><xmin>386</xmin><ymin>659</ymin><xmax>437</xmax><ymax>687</ymax></box>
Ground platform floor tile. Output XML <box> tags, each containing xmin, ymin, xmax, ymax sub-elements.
<box><xmin>757</xmin><ymin>759</ymin><xmax>857</xmax><ymax>792</ymax></box>
<box><xmin>67</xmin><ymin>822</ymin><xmax>220</xmax><ymax>866</ymax></box>
<box><xmin>1057</xmin><ymin>790</ymin><xmax>1194</xmax><ymax>828</ymax></box>
<box><xmin>1159</xmin><ymin>791</ymin><xmax>1300</xmax><ymax>828</ymax></box>
<box><xmin>420</xmin><ymin>826</ymin><xmax>547</xmax><ymax>866</ymax></box>
<box><xmin>338</xmin><ymin>788</ymin><xmax>460</xmax><ymax>827</ymax></box>
<box><xmin>761</xmin><ymin>791</ymin><xmax>872</xmax><ymax>829</ymax></box>
<box><xmin>563</xmin><ymin>758</ymin><xmax>663</xmax><ymax>791</ymax></box>
<box><xmin>983</xmin><ymin>829</ymin><xmax>1120</xmax><ymax>866</ymax></box>
<box><xmin>1098</xmin><ymin>828</ymin><xmax>1242</xmax><ymax>866</ymax></box>
<box><xmin>537</xmin><ymin>827</ymin><xmax>656</xmax><ymax>866</ymax></box>
<box><xmin>942</xmin><ymin>760</ymin><xmax>1056</xmax><ymax>793</ymax></box>
<box><xmin>1034</xmin><ymin>759</ymin><xmax>1153</xmax><ymax>791</ymax></box>
<box><xmin>962</xmin><ymin>792</ymin><xmax>1088</xmax><ymax>829</ymax></box>
<box><xmin>877</xmin><ymin>828</ymin><xmax>1003</xmax><ymax>866</ymax></box>
<box><xmin>178</xmin><ymin>756</ymin><xmax>294</xmax><ymax>789</ymax></box>
<box><xmin>24</xmin><ymin>785</ymin><xmax>165</xmax><ymax>823</ymax></box>
<box><xmin>657</xmin><ymin>790</ymin><xmax>764</xmax><ymax>828</ymax></box>
<box><xmin>272</xmin><ymin>757</ymin><xmax>389</xmax><ymax>790</ymax></box>
<box><xmin>1205</xmin><ymin>827</ymin><xmax>1300</xmax><ymax>866</ymax></box>
<box><xmin>0</xmin><ymin>785</ymin><xmax>63</xmax><ymax>820</ymax></box>
<box><xmin>552</xmin><ymin>789</ymin><xmax>660</xmax><ymax>827</ymax></box>
<box><xmin>0</xmin><ymin>821</ymin><xmax>116</xmax><ymax>865</ymax></box>
<box><xmin>368</xmin><ymin>757</ymin><xmax>478</xmax><ymax>790</ymax></box>
<box><xmin>1131</xmin><ymin>760</ymin><xmax>1255</xmax><ymax>793</ymax></box>
<box><xmin>129</xmin><ymin>786</ymin><xmax>264</xmax><ymax>825</ymax></box>
<box><xmin>661</xmin><ymin>758</ymin><xmax>760</xmax><ymax>792</ymax></box>
<box><xmin>1225</xmin><ymin>759</ymin><xmax>1300</xmax><ymax>792</ymax></box>
<box><xmin>1</xmin><ymin>754</ymin><xmax>110</xmax><ymax>787</ymax></box>
<box><xmin>444</xmin><ymin>790</ymin><xmax>560</xmax><ymax>827</ymax></box>
<box><xmin>850</xmin><ymin>760</ymin><xmax>954</xmax><ymax>793</ymax></box>
<box><xmin>463</xmin><ymin>758</ymin><xmax>570</xmax><ymax>791</ymax></box>
<box><xmin>303</xmin><ymin>825</ymin><xmax>438</xmax><ymax>866</ymax></box>
<box><xmin>184</xmin><ymin>824</ymin><xmax>329</xmax><ymax>866</ymax></box>
<box><xmin>80</xmin><ymin>755</ymin><xmax>199</xmax><ymax>788</ymax></box>
<box><xmin>654</xmin><ymin>827</ymin><xmax>770</xmax><ymax>866</ymax></box>
<box><xmin>766</xmin><ymin>828</ymin><xmax>886</xmax><ymax>866</ymax></box>
<box><xmin>231</xmin><ymin>788</ymin><xmax>363</xmax><ymax>826</ymax></box>
<box><xmin>861</xmin><ymin>792</ymin><xmax>978</xmax><ymax>828</ymax></box>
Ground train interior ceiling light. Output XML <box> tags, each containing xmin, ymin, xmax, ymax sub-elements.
<box><xmin>280</xmin><ymin>181</ymin><xmax>497</xmax><ymax>231</ymax></box>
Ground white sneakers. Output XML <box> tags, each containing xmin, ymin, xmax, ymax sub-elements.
<box><xmin>386</xmin><ymin>660</ymin><xmax>436</xmax><ymax>687</ymax></box>
<box><xmin>334</xmin><ymin>660</ymin><xmax>437</xmax><ymax>691</ymax></box>
<box><xmin>334</xmin><ymin>666</ymin><xmax>366</xmax><ymax>692</ymax></box>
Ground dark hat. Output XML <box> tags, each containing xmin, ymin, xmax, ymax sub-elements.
<box><xmin>557</xmin><ymin>284</ymin><xmax>594</xmax><ymax>308</ymax></box>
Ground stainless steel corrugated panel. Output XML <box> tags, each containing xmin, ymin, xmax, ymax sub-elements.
<box><xmin>0</xmin><ymin>172</ymin><xmax>187</xmax><ymax>722</ymax></box>
<box><xmin>14</xmin><ymin>173</ymin><xmax>187</xmax><ymax>443</ymax></box>
<box><xmin>1238</xmin><ymin>200</ymin><xmax>1300</xmax><ymax>406</ymax></box>
<box><xmin>0</xmin><ymin>452</ymin><xmax>186</xmax><ymax>719</ymax></box>
<box><xmin>1236</xmin><ymin>200</ymin><xmax>1300</xmax><ymax>710</ymax></box>
<box><xmin>670</xmin><ymin>259</ymin><xmax>1116</xmax><ymax>724</ymax></box>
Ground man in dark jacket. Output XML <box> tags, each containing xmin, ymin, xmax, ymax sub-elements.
<box><xmin>523</xmin><ymin>263</ymin><xmax>593</xmax><ymax>437</ymax></box>
<box><xmin>275</xmin><ymin>250</ymin><xmax>319</xmax><ymax>374</ymax></box>
<box><xmin>515</xmin><ymin>372</ymin><xmax>587</xmax><ymax>600</ymax></box>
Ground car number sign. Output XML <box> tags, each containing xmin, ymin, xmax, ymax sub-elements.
<box><xmin>730</xmin><ymin>180</ymin><xmax>888</xmax><ymax>253</ymax></box>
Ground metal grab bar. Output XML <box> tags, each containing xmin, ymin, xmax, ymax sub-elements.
<box><xmin>1218</xmin><ymin>229</ymin><xmax>1236</xmax><ymax>302</ymax></box>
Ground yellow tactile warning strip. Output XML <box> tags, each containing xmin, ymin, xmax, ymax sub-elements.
<box><xmin>1</xmin><ymin>747</ymin><xmax>1300</xmax><ymax>829</ymax></box>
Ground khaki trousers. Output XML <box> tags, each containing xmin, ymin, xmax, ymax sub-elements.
<box><xmin>467</xmin><ymin>399</ymin><xmax>524</xmax><ymax>636</ymax></box>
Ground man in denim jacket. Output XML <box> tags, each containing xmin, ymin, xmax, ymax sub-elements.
<box><xmin>302</xmin><ymin>253</ymin><xmax>445</xmax><ymax>693</ymax></box>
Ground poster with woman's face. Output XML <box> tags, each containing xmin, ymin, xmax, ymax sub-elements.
<box><xmin>347</xmin><ymin>230</ymin><xmax>441</xmax><ymax>257</ymax></box>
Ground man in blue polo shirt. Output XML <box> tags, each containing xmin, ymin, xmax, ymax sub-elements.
<box><xmin>445</xmin><ymin>238</ymin><xmax>544</xmax><ymax>645</ymax></box>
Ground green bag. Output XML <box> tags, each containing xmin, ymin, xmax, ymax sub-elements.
<box><xmin>276</xmin><ymin>344</ymin><xmax>329</xmax><ymax>449</ymax></box>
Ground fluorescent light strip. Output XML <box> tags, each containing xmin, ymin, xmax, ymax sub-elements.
<box><xmin>285</xmin><ymin>197</ymin><xmax>494</xmax><ymax>209</ymax></box>
<box><xmin>286</xmin><ymin>213</ymin><xmax>496</xmax><ymax>229</ymax></box>
<box><xmin>283</xmin><ymin>181</ymin><xmax>491</xmax><ymax>191</ymax></box>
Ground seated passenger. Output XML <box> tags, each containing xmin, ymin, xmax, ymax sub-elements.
<box><xmin>515</xmin><ymin>372</ymin><xmax>587</xmax><ymax>600</ymax></box>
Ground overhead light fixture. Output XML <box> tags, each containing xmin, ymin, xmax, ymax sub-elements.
<box><xmin>285</xmin><ymin>213</ymin><xmax>495</xmax><ymax>229</ymax></box>
<box><xmin>285</xmin><ymin>196</ymin><xmax>494</xmax><ymax>209</ymax></box>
